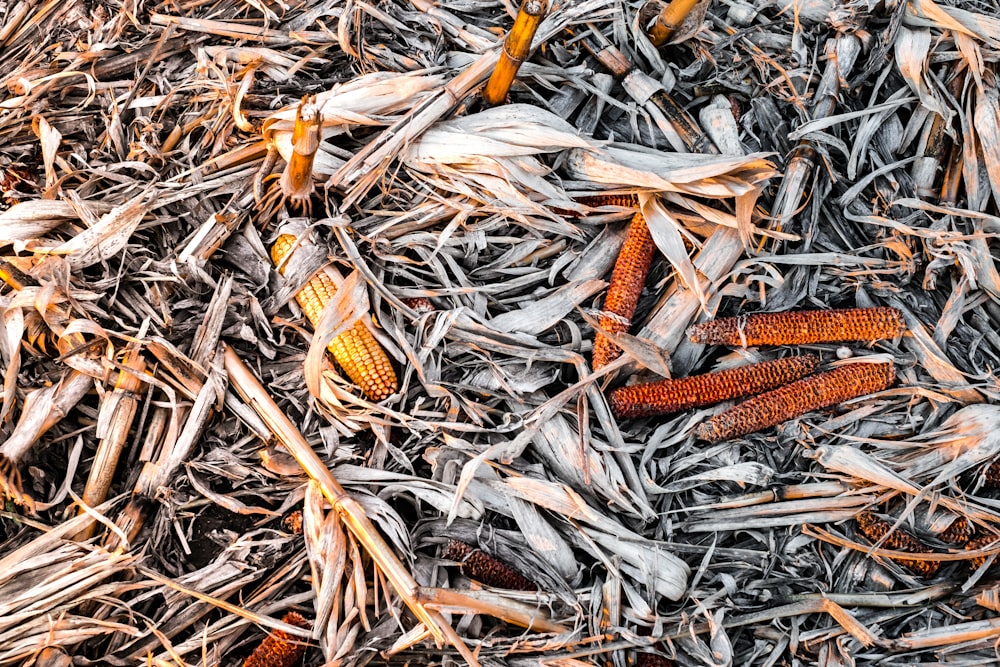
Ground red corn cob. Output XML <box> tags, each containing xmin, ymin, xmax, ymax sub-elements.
<box><xmin>243</xmin><ymin>612</ymin><xmax>311</xmax><ymax>667</ymax></box>
<box><xmin>937</xmin><ymin>516</ymin><xmax>974</xmax><ymax>546</ymax></box>
<box><xmin>401</xmin><ymin>297</ymin><xmax>435</xmax><ymax>314</ymax></box>
<box><xmin>965</xmin><ymin>534</ymin><xmax>1000</xmax><ymax>571</ymax></box>
<box><xmin>981</xmin><ymin>461</ymin><xmax>1000</xmax><ymax>488</ymax></box>
<box><xmin>593</xmin><ymin>211</ymin><xmax>657</xmax><ymax>369</ymax></box>
<box><xmin>855</xmin><ymin>511</ymin><xmax>938</xmax><ymax>577</ymax></box>
<box><xmin>695</xmin><ymin>361</ymin><xmax>895</xmax><ymax>443</ymax></box>
<box><xmin>577</xmin><ymin>193</ymin><xmax>640</xmax><ymax>209</ymax></box>
<box><xmin>443</xmin><ymin>540</ymin><xmax>537</xmax><ymax>591</ymax></box>
<box><xmin>609</xmin><ymin>355</ymin><xmax>819</xmax><ymax>419</ymax></box>
<box><xmin>688</xmin><ymin>307</ymin><xmax>906</xmax><ymax>347</ymax></box>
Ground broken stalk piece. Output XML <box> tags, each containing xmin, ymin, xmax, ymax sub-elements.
<box><xmin>482</xmin><ymin>0</ymin><xmax>548</xmax><ymax>106</ymax></box>
<box><xmin>76</xmin><ymin>343</ymin><xmax>147</xmax><ymax>540</ymax></box>
<box><xmin>278</xmin><ymin>95</ymin><xmax>322</xmax><ymax>208</ymax></box>
<box><xmin>223</xmin><ymin>344</ymin><xmax>480</xmax><ymax>666</ymax></box>
<box><xmin>769</xmin><ymin>33</ymin><xmax>861</xmax><ymax>238</ymax></box>
<box><xmin>585</xmin><ymin>33</ymin><xmax>718</xmax><ymax>154</ymax></box>
<box><xmin>645</xmin><ymin>0</ymin><xmax>701</xmax><ymax>47</ymax></box>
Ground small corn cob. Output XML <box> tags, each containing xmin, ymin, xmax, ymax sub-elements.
<box><xmin>695</xmin><ymin>362</ymin><xmax>895</xmax><ymax>443</ymax></box>
<box><xmin>443</xmin><ymin>540</ymin><xmax>538</xmax><ymax>591</ymax></box>
<box><xmin>271</xmin><ymin>234</ymin><xmax>397</xmax><ymax>401</ymax></box>
<box><xmin>593</xmin><ymin>211</ymin><xmax>657</xmax><ymax>369</ymax></box>
<box><xmin>981</xmin><ymin>461</ymin><xmax>1000</xmax><ymax>488</ymax></box>
<box><xmin>637</xmin><ymin>653</ymin><xmax>675</xmax><ymax>667</ymax></box>
<box><xmin>283</xmin><ymin>510</ymin><xmax>304</xmax><ymax>535</ymax></box>
<box><xmin>577</xmin><ymin>193</ymin><xmax>640</xmax><ymax>209</ymax></box>
<box><xmin>688</xmin><ymin>307</ymin><xmax>906</xmax><ymax>347</ymax></box>
<box><xmin>855</xmin><ymin>511</ymin><xmax>939</xmax><ymax>578</ymax></box>
<box><xmin>965</xmin><ymin>534</ymin><xmax>1000</xmax><ymax>571</ymax></box>
<box><xmin>937</xmin><ymin>516</ymin><xmax>974</xmax><ymax>546</ymax></box>
<box><xmin>243</xmin><ymin>611</ymin><xmax>311</xmax><ymax>667</ymax></box>
<box><xmin>401</xmin><ymin>297</ymin><xmax>435</xmax><ymax>314</ymax></box>
<box><xmin>609</xmin><ymin>355</ymin><xmax>819</xmax><ymax>419</ymax></box>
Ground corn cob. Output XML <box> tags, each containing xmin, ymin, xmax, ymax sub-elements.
<box><xmin>937</xmin><ymin>516</ymin><xmax>974</xmax><ymax>546</ymax></box>
<box><xmin>282</xmin><ymin>510</ymin><xmax>304</xmax><ymax>535</ymax></box>
<box><xmin>577</xmin><ymin>193</ymin><xmax>640</xmax><ymax>209</ymax></box>
<box><xmin>271</xmin><ymin>234</ymin><xmax>397</xmax><ymax>401</ymax></box>
<box><xmin>401</xmin><ymin>297</ymin><xmax>435</xmax><ymax>314</ymax></box>
<box><xmin>965</xmin><ymin>534</ymin><xmax>1000</xmax><ymax>571</ymax></box>
<box><xmin>443</xmin><ymin>540</ymin><xmax>538</xmax><ymax>591</ymax></box>
<box><xmin>855</xmin><ymin>511</ymin><xmax>938</xmax><ymax>577</ymax></box>
<box><xmin>695</xmin><ymin>362</ymin><xmax>895</xmax><ymax>443</ymax></box>
<box><xmin>243</xmin><ymin>611</ymin><xmax>311</xmax><ymax>667</ymax></box>
<box><xmin>981</xmin><ymin>461</ymin><xmax>1000</xmax><ymax>488</ymax></box>
<box><xmin>637</xmin><ymin>652</ymin><xmax>675</xmax><ymax>667</ymax></box>
<box><xmin>593</xmin><ymin>211</ymin><xmax>657</xmax><ymax>369</ymax></box>
<box><xmin>687</xmin><ymin>307</ymin><xmax>906</xmax><ymax>348</ymax></box>
<box><xmin>609</xmin><ymin>355</ymin><xmax>819</xmax><ymax>419</ymax></box>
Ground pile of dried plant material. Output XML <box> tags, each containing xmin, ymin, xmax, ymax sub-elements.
<box><xmin>6</xmin><ymin>0</ymin><xmax>1000</xmax><ymax>664</ymax></box>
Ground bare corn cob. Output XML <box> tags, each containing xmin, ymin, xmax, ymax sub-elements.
<box><xmin>443</xmin><ymin>540</ymin><xmax>538</xmax><ymax>591</ymax></box>
<box><xmin>855</xmin><ymin>511</ymin><xmax>939</xmax><ymax>578</ymax></box>
<box><xmin>695</xmin><ymin>361</ymin><xmax>895</xmax><ymax>443</ymax></box>
<box><xmin>243</xmin><ymin>611</ymin><xmax>311</xmax><ymax>667</ymax></box>
<box><xmin>593</xmin><ymin>211</ymin><xmax>657</xmax><ymax>369</ymax></box>
<box><xmin>688</xmin><ymin>307</ymin><xmax>906</xmax><ymax>347</ymax></box>
<box><xmin>609</xmin><ymin>355</ymin><xmax>819</xmax><ymax>419</ymax></box>
<box><xmin>965</xmin><ymin>534</ymin><xmax>1000</xmax><ymax>571</ymax></box>
<box><xmin>271</xmin><ymin>234</ymin><xmax>397</xmax><ymax>401</ymax></box>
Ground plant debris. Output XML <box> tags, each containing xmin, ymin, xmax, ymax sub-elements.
<box><xmin>3</xmin><ymin>0</ymin><xmax>1000</xmax><ymax>665</ymax></box>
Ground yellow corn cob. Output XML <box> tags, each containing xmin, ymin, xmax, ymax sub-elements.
<box><xmin>271</xmin><ymin>234</ymin><xmax>397</xmax><ymax>401</ymax></box>
<box><xmin>695</xmin><ymin>361</ymin><xmax>895</xmax><ymax>443</ymax></box>
<box><xmin>688</xmin><ymin>307</ymin><xmax>906</xmax><ymax>347</ymax></box>
<box><xmin>243</xmin><ymin>611</ymin><xmax>311</xmax><ymax>667</ymax></box>
<box><xmin>443</xmin><ymin>540</ymin><xmax>538</xmax><ymax>591</ymax></box>
<box><xmin>593</xmin><ymin>211</ymin><xmax>657</xmax><ymax>369</ymax></box>
<box><xmin>609</xmin><ymin>355</ymin><xmax>819</xmax><ymax>419</ymax></box>
<box><xmin>855</xmin><ymin>511</ymin><xmax>939</xmax><ymax>578</ymax></box>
